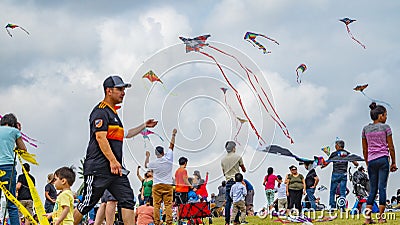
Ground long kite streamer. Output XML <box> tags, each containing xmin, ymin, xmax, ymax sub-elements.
<box><xmin>220</xmin><ymin>87</ymin><xmax>239</xmax><ymax>128</ymax></box>
<box><xmin>140</xmin><ymin>128</ymin><xmax>164</xmax><ymax>148</ymax></box>
<box><xmin>244</xmin><ymin>32</ymin><xmax>279</xmax><ymax>54</ymax></box>
<box><xmin>353</xmin><ymin>84</ymin><xmax>392</xmax><ymax>108</ymax></box>
<box><xmin>0</xmin><ymin>114</ymin><xmax>39</xmax><ymax>148</ymax></box>
<box><xmin>339</xmin><ymin>18</ymin><xmax>366</xmax><ymax>49</ymax></box>
<box><xmin>0</xmin><ymin>171</ymin><xmax>38</xmax><ymax>225</ymax></box>
<box><xmin>180</xmin><ymin>34</ymin><xmax>293</xmax><ymax>144</ymax></box>
<box><xmin>234</xmin><ymin>117</ymin><xmax>248</xmax><ymax>145</ymax></box>
<box><xmin>17</xmin><ymin>153</ymin><xmax>50</xmax><ymax>225</ymax></box>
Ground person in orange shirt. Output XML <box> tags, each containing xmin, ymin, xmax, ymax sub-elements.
<box><xmin>174</xmin><ymin>157</ymin><xmax>192</xmax><ymax>205</ymax></box>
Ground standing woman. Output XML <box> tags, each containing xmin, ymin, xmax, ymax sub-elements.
<box><xmin>285</xmin><ymin>165</ymin><xmax>306</xmax><ymax>213</ymax></box>
<box><xmin>263</xmin><ymin>167</ymin><xmax>277</xmax><ymax>211</ymax></box>
<box><xmin>141</xmin><ymin>170</ymin><xmax>154</xmax><ymax>205</ymax></box>
<box><xmin>362</xmin><ymin>102</ymin><xmax>397</xmax><ymax>224</ymax></box>
<box><xmin>0</xmin><ymin>113</ymin><xmax>27</xmax><ymax>225</ymax></box>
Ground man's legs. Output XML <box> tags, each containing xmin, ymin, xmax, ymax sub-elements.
<box><xmin>306</xmin><ymin>188</ymin><xmax>316</xmax><ymax>210</ymax></box>
<box><xmin>329</xmin><ymin>174</ymin><xmax>340</xmax><ymax>209</ymax></box>
<box><xmin>121</xmin><ymin>208</ymin><xmax>135</xmax><ymax>225</ymax></box>
<box><xmin>106</xmin><ymin>201</ymin><xmax>117</xmax><ymax>225</ymax></box>
<box><xmin>338</xmin><ymin>174</ymin><xmax>347</xmax><ymax>210</ymax></box>
<box><xmin>163</xmin><ymin>185</ymin><xmax>173</xmax><ymax>225</ymax></box>
<box><xmin>152</xmin><ymin>184</ymin><xmax>162</xmax><ymax>225</ymax></box>
<box><xmin>94</xmin><ymin>203</ymin><xmax>106</xmax><ymax>225</ymax></box>
<box><xmin>225</xmin><ymin>180</ymin><xmax>234</xmax><ymax>224</ymax></box>
<box><xmin>0</xmin><ymin>165</ymin><xmax>20</xmax><ymax>225</ymax></box>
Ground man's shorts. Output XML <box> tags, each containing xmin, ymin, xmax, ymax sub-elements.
<box><xmin>18</xmin><ymin>200</ymin><xmax>34</xmax><ymax>218</ymax></box>
<box><xmin>101</xmin><ymin>189</ymin><xmax>117</xmax><ymax>203</ymax></box>
<box><xmin>77</xmin><ymin>173</ymin><xmax>134</xmax><ymax>215</ymax></box>
<box><xmin>245</xmin><ymin>190</ymin><xmax>254</xmax><ymax>206</ymax></box>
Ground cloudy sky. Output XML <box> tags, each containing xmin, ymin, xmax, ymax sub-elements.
<box><xmin>1</xmin><ymin>0</ymin><xmax>400</xmax><ymax>210</ymax></box>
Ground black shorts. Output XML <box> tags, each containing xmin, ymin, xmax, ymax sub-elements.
<box><xmin>101</xmin><ymin>190</ymin><xmax>117</xmax><ymax>203</ymax></box>
<box><xmin>174</xmin><ymin>192</ymin><xmax>188</xmax><ymax>205</ymax></box>
<box><xmin>77</xmin><ymin>173</ymin><xmax>134</xmax><ymax>215</ymax></box>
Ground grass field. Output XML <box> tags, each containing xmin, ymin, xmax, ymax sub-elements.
<box><xmin>207</xmin><ymin>211</ymin><xmax>400</xmax><ymax>225</ymax></box>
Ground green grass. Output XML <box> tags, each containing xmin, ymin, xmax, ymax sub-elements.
<box><xmin>208</xmin><ymin>212</ymin><xmax>400</xmax><ymax>224</ymax></box>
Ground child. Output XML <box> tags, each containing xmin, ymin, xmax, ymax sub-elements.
<box><xmin>230</xmin><ymin>173</ymin><xmax>247</xmax><ymax>224</ymax></box>
<box><xmin>274</xmin><ymin>175</ymin><xmax>287</xmax><ymax>212</ymax></box>
<box><xmin>362</xmin><ymin>102</ymin><xmax>397</xmax><ymax>224</ymax></box>
<box><xmin>47</xmin><ymin>166</ymin><xmax>76</xmax><ymax>225</ymax></box>
<box><xmin>174</xmin><ymin>157</ymin><xmax>191</xmax><ymax>205</ymax></box>
<box><xmin>135</xmin><ymin>202</ymin><xmax>154</xmax><ymax>225</ymax></box>
<box><xmin>263</xmin><ymin>167</ymin><xmax>277</xmax><ymax>211</ymax></box>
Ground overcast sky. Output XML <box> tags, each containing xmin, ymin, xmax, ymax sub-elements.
<box><xmin>1</xmin><ymin>0</ymin><xmax>400</xmax><ymax>210</ymax></box>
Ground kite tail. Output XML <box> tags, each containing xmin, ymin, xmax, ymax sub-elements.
<box><xmin>346</xmin><ymin>25</ymin><xmax>366</xmax><ymax>49</ymax></box>
<box><xmin>6</xmin><ymin>28</ymin><xmax>12</xmax><ymax>37</ymax></box>
<box><xmin>209</xmin><ymin>45</ymin><xmax>293</xmax><ymax>144</ymax></box>
<box><xmin>18</xmin><ymin>155</ymin><xmax>50</xmax><ymax>225</ymax></box>
<box><xmin>199</xmin><ymin>50</ymin><xmax>266</xmax><ymax>144</ymax></box>
<box><xmin>233</xmin><ymin>123</ymin><xmax>243</xmax><ymax>146</ymax></box>
<box><xmin>245</xmin><ymin>39</ymin><xmax>257</xmax><ymax>48</ymax></box>
<box><xmin>259</xmin><ymin>34</ymin><xmax>280</xmax><ymax>45</ymax></box>
<box><xmin>224</xmin><ymin>94</ymin><xmax>239</xmax><ymax>128</ymax></box>
<box><xmin>296</xmin><ymin>70</ymin><xmax>301</xmax><ymax>84</ymax></box>
<box><xmin>19</xmin><ymin>26</ymin><xmax>30</xmax><ymax>35</ymax></box>
<box><xmin>361</xmin><ymin>92</ymin><xmax>392</xmax><ymax>109</ymax></box>
<box><xmin>252</xmin><ymin>39</ymin><xmax>269</xmax><ymax>54</ymax></box>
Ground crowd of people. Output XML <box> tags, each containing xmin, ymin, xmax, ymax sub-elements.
<box><xmin>0</xmin><ymin>75</ymin><xmax>398</xmax><ymax>225</ymax></box>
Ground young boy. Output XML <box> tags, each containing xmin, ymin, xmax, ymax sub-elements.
<box><xmin>230</xmin><ymin>173</ymin><xmax>247</xmax><ymax>224</ymax></box>
<box><xmin>274</xmin><ymin>175</ymin><xmax>287</xmax><ymax>212</ymax></box>
<box><xmin>174</xmin><ymin>157</ymin><xmax>191</xmax><ymax>205</ymax></box>
<box><xmin>47</xmin><ymin>166</ymin><xmax>76</xmax><ymax>225</ymax></box>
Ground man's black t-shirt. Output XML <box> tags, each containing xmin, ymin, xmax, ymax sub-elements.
<box><xmin>45</xmin><ymin>183</ymin><xmax>57</xmax><ymax>205</ymax></box>
<box><xmin>330</xmin><ymin>149</ymin><xmax>350</xmax><ymax>174</ymax></box>
<box><xmin>17</xmin><ymin>174</ymin><xmax>35</xmax><ymax>200</ymax></box>
<box><xmin>84</xmin><ymin>101</ymin><xmax>124</xmax><ymax>175</ymax></box>
<box><xmin>305</xmin><ymin>169</ymin><xmax>317</xmax><ymax>189</ymax></box>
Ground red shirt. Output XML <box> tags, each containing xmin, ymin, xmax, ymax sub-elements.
<box><xmin>195</xmin><ymin>174</ymin><xmax>209</xmax><ymax>198</ymax></box>
<box><xmin>175</xmin><ymin>167</ymin><xmax>189</xmax><ymax>193</ymax></box>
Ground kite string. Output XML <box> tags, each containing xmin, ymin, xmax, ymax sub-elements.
<box><xmin>208</xmin><ymin>45</ymin><xmax>293</xmax><ymax>143</ymax></box>
<box><xmin>199</xmin><ymin>50</ymin><xmax>266</xmax><ymax>144</ymax></box>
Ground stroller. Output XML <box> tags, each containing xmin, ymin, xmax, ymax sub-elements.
<box><xmin>178</xmin><ymin>202</ymin><xmax>213</xmax><ymax>225</ymax></box>
<box><xmin>349</xmin><ymin>166</ymin><xmax>370</xmax><ymax>199</ymax></box>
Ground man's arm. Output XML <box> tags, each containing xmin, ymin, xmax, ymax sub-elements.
<box><xmin>144</xmin><ymin>151</ymin><xmax>150</xmax><ymax>168</ymax></box>
<box><xmin>96</xmin><ymin>131</ymin><xmax>121</xmax><ymax>176</ymax></box>
<box><xmin>239</xmin><ymin>157</ymin><xmax>246</xmax><ymax>173</ymax></box>
<box><xmin>137</xmin><ymin>166</ymin><xmax>144</xmax><ymax>182</ymax></box>
<box><xmin>125</xmin><ymin>119</ymin><xmax>158</xmax><ymax>138</ymax></box>
<box><xmin>311</xmin><ymin>176</ymin><xmax>319</xmax><ymax>188</ymax></box>
<box><xmin>352</xmin><ymin>161</ymin><xmax>359</xmax><ymax>167</ymax></box>
<box><xmin>169</xmin><ymin>129</ymin><xmax>177</xmax><ymax>150</ymax></box>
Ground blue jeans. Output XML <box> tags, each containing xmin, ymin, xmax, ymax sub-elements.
<box><xmin>306</xmin><ymin>188</ymin><xmax>316</xmax><ymax>209</ymax></box>
<box><xmin>0</xmin><ymin>164</ymin><xmax>19</xmax><ymax>225</ymax></box>
<box><xmin>367</xmin><ymin>156</ymin><xmax>389</xmax><ymax>206</ymax></box>
<box><xmin>329</xmin><ymin>173</ymin><xmax>347</xmax><ymax>209</ymax></box>
<box><xmin>225</xmin><ymin>179</ymin><xmax>236</xmax><ymax>224</ymax></box>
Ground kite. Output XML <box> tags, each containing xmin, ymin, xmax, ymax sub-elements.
<box><xmin>318</xmin><ymin>185</ymin><xmax>328</xmax><ymax>192</ymax></box>
<box><xmin>234</xmin><ymin>117</ymin><xmax>248</xmax><ymax>145</ymax></box>
<box><xmin>244</xmin><ymin>32</ymin><xmax>279</xmax><ymax>54</ymax></box>
<box><xmin>339</xmin><ymin>18</ymin><xmax>366</xmax><ymax>49</ymax></box>
<box><xmin>295</xmin><ymin>64</ymin><xmax>307</xmax><ymax>84</ymax></box>
<box><xmin>180</xmin><ymin>34</ymin><xmax>293</xmax><ymax>144</ymax></box>
<box><xmin>321</xmin><ymin>146</ymin><xmax>330</xmax><ymax>157</ymax></box>
<box><xmin>5</xmin><ymin>23</ymin><xmax>30</xmax><ymax>37</ymax></box>
<box><xmin>0</xmin><ymin>114</ymin><xmax>39</xmax><ymax>148</ymax></box>
<box><xmin>142</xmin><ymin>70</ymin><xmax>176</xmax><ymax>95</ymax></box>
<box><xmin>256</xmin><ymin>145</ymin><xmax>364</xmax><ymax>166</ymax></box>
<box><xmin>353</xmin><ymin>84</ymin><xmax>392</xmax><ymax>108</ymax></box>
<box><xmin>140</xmin><ymin>128</ymin><xmax>164</xmax><ymax>148</ymax></box>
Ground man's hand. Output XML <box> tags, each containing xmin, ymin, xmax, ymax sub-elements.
<box><xmin>110</xmin><ymin>160</ymin><xmax>122</xmax><ymax>176</ymax></box>
<box><xmin>146</xmin><ymin>151</ymin><xmax>150</xmax><ymax>157</ymax></box>
<box><xmin>145</xmin><ymin>119</ymin><xmax>158</xmax><ymax>128</ymax></box>
<box><xmin>172</xmin><ymin>128</ymin><xmax>177</xmax><ymax>135</ymax></box>
<box><xmin>206</xmin><ymin>172</ymin><xmax>209</xmax><ymax>176</ymax></box>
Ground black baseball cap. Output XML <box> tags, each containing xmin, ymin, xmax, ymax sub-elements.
<box><xmin>103</xmin><ymin>75</ymin><xmax>132</xmax><ymax>88</ymax></box>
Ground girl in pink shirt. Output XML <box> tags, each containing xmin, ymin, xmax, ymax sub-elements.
<box><xmin>263</xmin><ymin>167</ymin><xmax>277</xmax><ymax>211</ymax></box>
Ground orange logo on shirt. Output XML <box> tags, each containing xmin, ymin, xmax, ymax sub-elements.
<box><xmin>95</xmin><ymin>119</ymin><xmax>103</xmax><ymax>128</ymax></box>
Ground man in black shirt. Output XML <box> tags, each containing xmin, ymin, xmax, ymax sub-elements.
<box><xmin>16</xmin><ymin>163</ymin><xmax>35</xmax><ymax>225</ymax></box>
<box><xmin>322</xmin><ymin>140</ymin><xmax>358</xmax><ymax>210</ymax></box>
<box><xmin>73</xmin><ymin>75</ymin><xmax>157</xmax><ymax>225</ymax></box>
<box><xmin>304</xmin><ymin>162</ymin><xmax>319</xmax><ymax>210</ymax></box>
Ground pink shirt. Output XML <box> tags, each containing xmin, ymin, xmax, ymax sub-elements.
<box><xmin>264</xmin><ymin>174</ymin><xmax>277</xmax><ymax>190</ymax></box>
<box><xmin>362</xmin><ymin>123</ymin><xmax>392</xmax><ymax>161</ymax></box>
<box><xmin>136</xmin><ymin>205</ymin><xmax>154</xmax><ymax>225</ymax></box>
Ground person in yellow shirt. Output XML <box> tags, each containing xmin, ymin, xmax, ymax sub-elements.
<box><xmin>46</xmin><ymin>167</ymin><xmax>76</xmax><ymax>225</ymax></box>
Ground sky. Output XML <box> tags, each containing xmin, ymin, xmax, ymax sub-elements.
<box><xmin>1</xmin><ymin>0</ymin><xmax>400</xmax><ymax>211</ymax></box>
